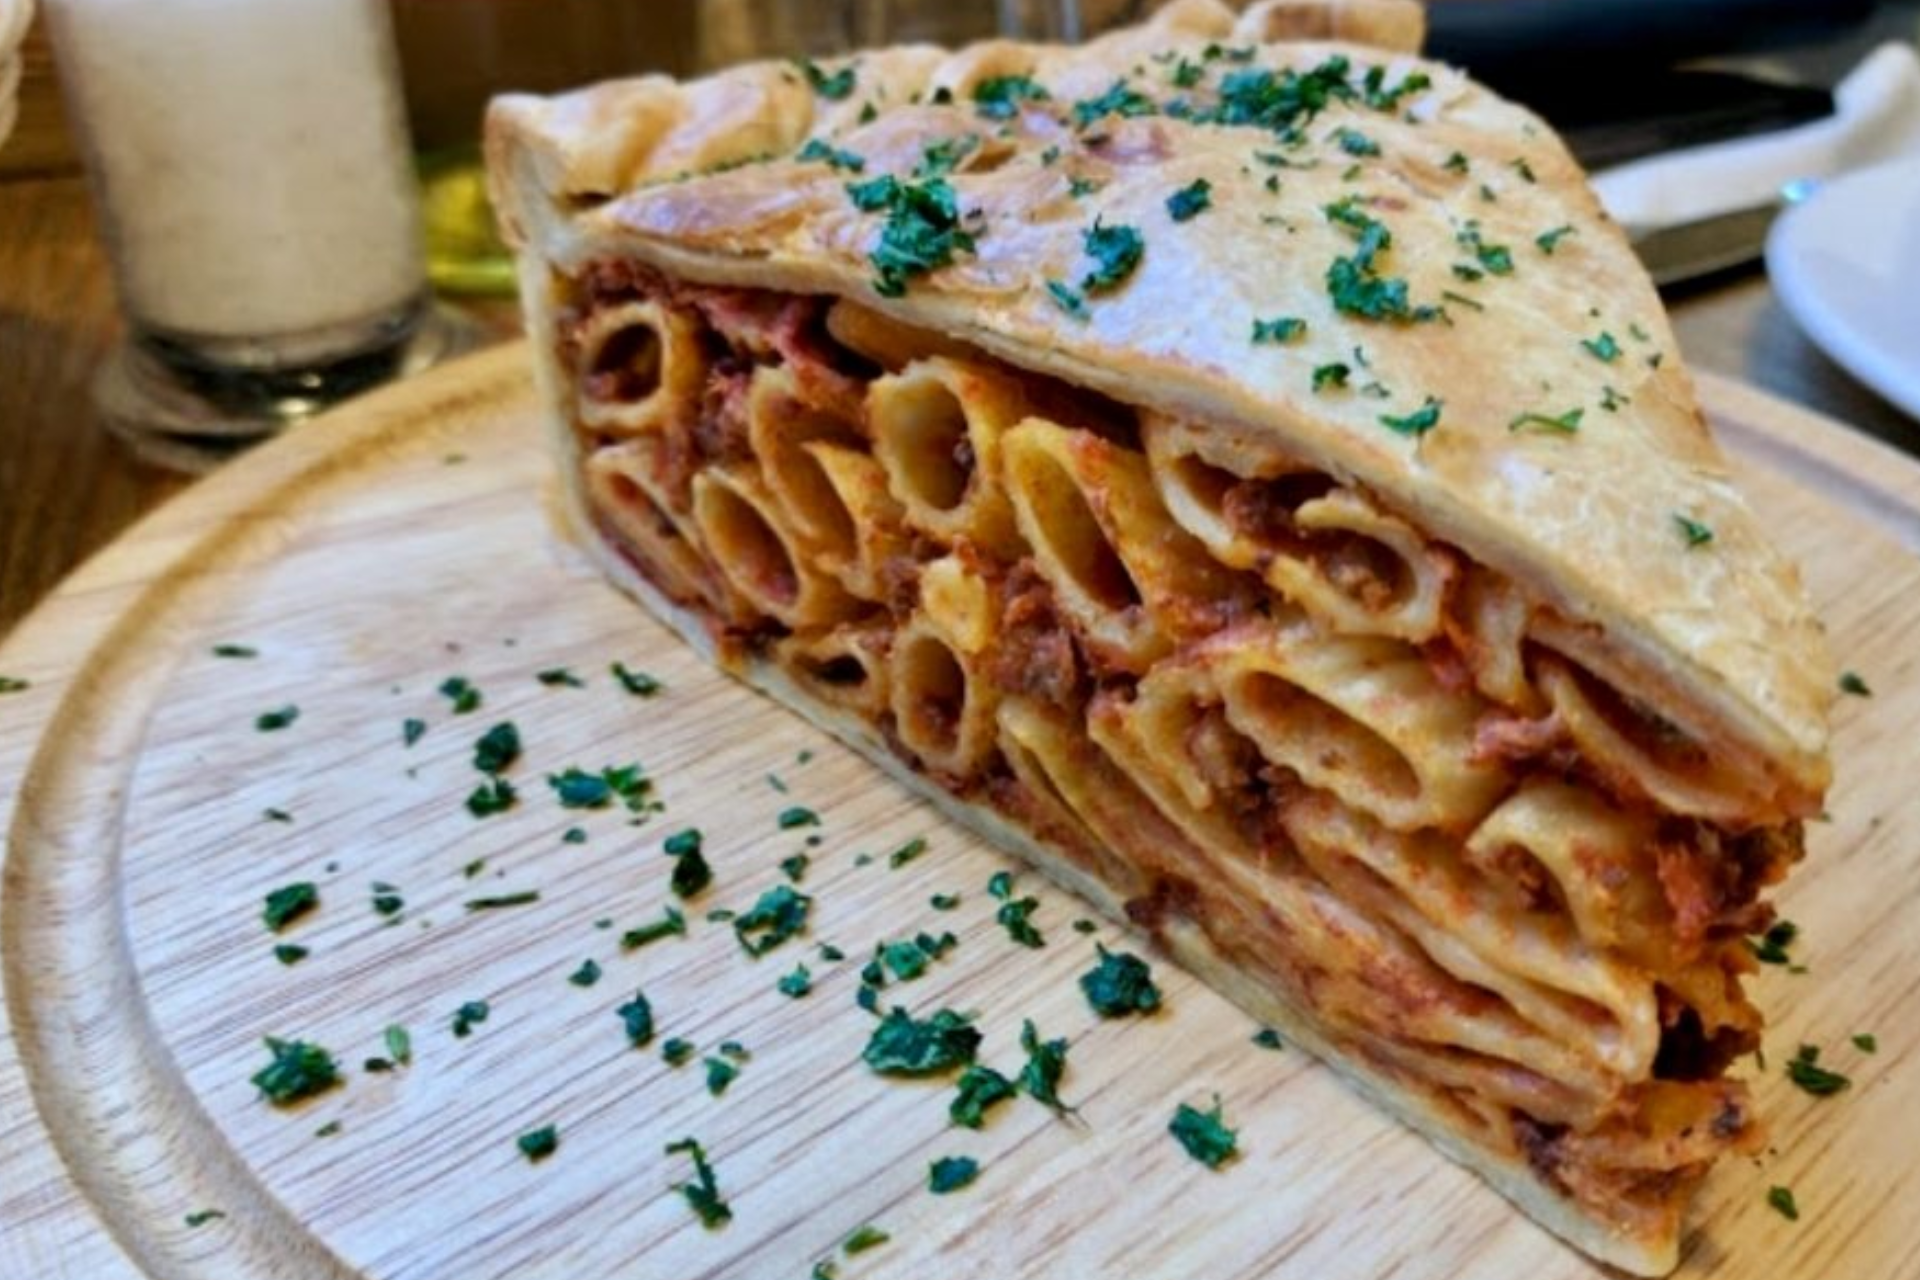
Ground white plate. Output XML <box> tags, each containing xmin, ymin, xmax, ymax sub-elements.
<box><xmin>1767</xmin><ymin>157</ymin><xmax>1920</xmax><ymax>422</ymax></box>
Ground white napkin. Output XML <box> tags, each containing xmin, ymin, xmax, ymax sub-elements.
<box><xmin>0</xmin><ymin>0</ymin><xmax>32</xmax><ymax>150</ymax></box>
<box><xmin>1593</xmin><ymin>42</ymin><xmax>1920</xmax><ymax>231</ymax></box>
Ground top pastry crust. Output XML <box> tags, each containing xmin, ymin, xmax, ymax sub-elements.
<box><xmin>487</xmin><ymin>0</ymin><xmax>1833</xmax><ymax>809</ymax></box>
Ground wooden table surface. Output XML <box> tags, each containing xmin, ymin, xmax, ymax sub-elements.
<box><xmin>3</xmin><ymin>19</ymin><xmax>1917</xmax><ymax>639</ymax></box>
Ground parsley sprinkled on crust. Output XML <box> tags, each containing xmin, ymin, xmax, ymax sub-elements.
<box><xmin>1535</xmin><ymin>225</ymin><xmax>1576</xmax><ymax>254</ymax></box>
<box><xmin>1169</xmin><ymin>1095</ymin><xmax>1239</xmax><ymax>1169</ymax></box>
<box><xmin>1582</xmin><ymin>331</ymin><xmax>1622</xmax><ymax>362</ymax></box>
<box><xmin>1080</xmin><ymin>220</ymin><xmax>1145</xmax><ymax>293</ymax></box>
<box><xmin>1080</xmin><ymin>945</ymin><xmax>1162</xmax><ymax>1017</ymax></box>
<box><xmin>974</xmin><ymin>74</ymin><xmax>1050</xmax><ymax>120</ymax></box>
<box><xmin>1073</xmin><ymin>79</ymin><xmax>1156</xmax><ymax>127</ymax></box>
<box><xmin>846</xmin><ymin>174</ymin><xmax>978</xmax><ymax>298</ymax></box>
<box><xmin>797</xmin><ymin>58</ymin><xmax>855</xmax><ymax>101</ymax></box>
<box><xmin>1674</xmin><ymin>514</ymin><xmax>1714</xmax><ymax>548</ymax></box>
<box><xmin>796</xmin><ymin>138</ymin><xmax>865</xmax><ymax>173</ymax></box>
<box><xmin>1333</xmin><ymin>127</ymin><xmax>1379</xmax><ymax>157</ymax></box>
<box><xmin>251</xmin><ymin>1037</ymin><xmax>340</xmax><ymax>1106</ymax></box>
<box><xmin>1166</xmin><ymin>178</ymin><xmax>1212</xmax><ymax>222</ymax></box>
<box><xmin>1379</xmin><ymin>397</ymin><xmax>1443</xmax><ymax>437</ymax></box>
<box><xmin>516</xmin><ymin>1125</ymin><xmax>559</xmax><ymax>1162</ymax></box>
<box><xmin>1046</xmin><ymin>279</ymin><xmax>1088</xmax><ymax>318</ymax></box>
<box><xmin>666</xmin><ymin>1137</ymin><xmax>732</xmax><ymax>1228</ymax></box>
<box><xmin>1509</xmin><ymin>408</ymin><xmax>1583</xmax><ymax>435</ymax></box>
<box><xmin>263</xmin><ymin>882</ymin><xmax>318</xmax><ymax>932</ymax></box>
<box><xmin>1251</xmin><ymin>316</ymin><xmax>1307</xmax><ymax>344</ymax></box>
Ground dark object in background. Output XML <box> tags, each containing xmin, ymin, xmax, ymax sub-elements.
<box><xmin>1426</xmin><ymin>0</ymin><xmax>1873</xmax><ymax>169</ymax></box>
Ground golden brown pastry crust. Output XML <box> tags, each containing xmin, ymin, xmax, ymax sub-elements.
<box><xmin>489</xmin><ymin>0</ymin><xmax>1834</xmax><ymax>811</ymax></box>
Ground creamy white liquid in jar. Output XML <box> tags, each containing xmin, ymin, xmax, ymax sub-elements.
<box><xmin>48</xmin><ymin>0</ymin><xmax>425</xmax><ymax>342</ymax></box>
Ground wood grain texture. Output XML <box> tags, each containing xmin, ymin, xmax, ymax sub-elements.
<box><xmin>0</xmin><ymin>344</ymin><xmax>1915</xmax><ymax>1279</ymax></box>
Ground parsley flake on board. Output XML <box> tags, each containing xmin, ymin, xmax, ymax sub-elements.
<box><xmin>843</xmin><ymin>1225</ymin><xmax>890</xmax><ymax>1254</ymax></box>
<box><xmin>662</xmin><ymin>1037</ymin><xmax>696</xmax><ymax>1066</ymax></box>
<box><xmin>1749</xmin><ymin>919</ymin><xmax>1799</xmax><ymax>965</ymax></box>
<box><xmin>562</xmin><ymin>827</ymin><xmax>588</xmax><ymax>845</ymax></box>
<box><xmin>621</xmin><ymin>905</ymin><xmax>686</xmax><ymax>950</ymax></box>
<box><xmin>255</xmin><ymin>706</ymin><xmax>299</xmax><ymax>732</ymax></box>
<box><xmin>1252</xmin><ymin>1028</ymin><xmax>1285</xmax><ymax>1050</ymax></box>
<box><xmin>568</xmin><ymin>959</ymin><xmax>603</xmax><ymax>988</ymax></box>
<box><xmin>384</xmin><ymin>1024</ymin><xmax>412</xmax><ymax>1066</ymax></box>
<box><xmin>1582</xmin><ymin>331</ymin><xmax>1622</xmax><ymax>362</ymax></box>
<box><xmin>1786</xmin><ymin>1043</ymin><xmax>1851</xmax><ymax>1097</ymax></box>
<box><xmin>1839</xmin><ymin>671</ymin><xmax>1872</xmax><ymax>697</ymax></box>
<box><xmin>1166</xmin><ymin>178</ymin><xmax>1212</xmax><ymax>222</ymax></box>
<box><xmin>1509</xmin><ymin>407</ymin><xmax>1584</xmax><ymax>435</ymax></box>
<box><xmin>888</xmin><ymin>836</ymin><xmax>929</xmax><ymax>869</ymax></box>
<box><xmin>798</xmin><ymin>58</ymin><xmax>855</xmax><ymax>100</ymax></box>
<box><xmin>950</xmin><ymin>1064</ymin><xmax>1018</xmax><ymax>1128</ymax></box>
<box><xmin>1251</xmin><ymin>316</ymin><xmax>1307</xmax><ymax>344</ymax></box>
<box><xmin>263</xmin><ymin>807</ymin><xmax>293</xmax><ymax>823</ymax></box>
<box><xmin>796</xmin><ymin>137</ymin><xmax>866</xmax><ymax>173</ymax></box>
<box><xmin>974</xmin><ymin>74</ymin><xmax>1050</xmax><ymax>120</ymax></box>
<box><xmin>184</xmin><ymin>1209</ymin><xmax>226</xmax><ymax>1227</ymax></box>
<box><xmin>1080</xmin><ymin>945</ymin><xmax>1162</xmax><ymax>1017</ymax></box>
<box><xmin>703</xmin><ymin>1056</ymin><xmax>740</xmax><ymax>1097</ymax></box>
<box><xmin>1535</xmin><ymin>224</ymin><xmax>1576</xmax><ymax>254</ymax></box>
<box><xmin>1079</xmin><ymin>219</ymin><xmax>1145</xmax><ymax>294</ymax></box>
<box><xmin>439</xmin><ymin>676</ymin><xmax>480</xmax><ymax>714</ymax></box>
<box><xmin>472</xmin><ymin>722</ymin><xmax>521</xmax><ymax>774</ymax></box>
<box><xmin>995</xmin><ymin>892</ymin><xmax>1045</xmax><ymax>948</ymax></box>
<box><xmin>1379</xmin><ymin>397</ymin><xmax>1443</xmax><ymax>437</ymax></box>
<box><xmin>665</xmin><ymin>1137</ymin><xmax>732</xmax><ymax>1228</ymax></box>
<box><xmin>780</xmin><ymin>853</ymin><xmax>810</xmax><ymax>883</ymax></box>
<box><xmin>211</xmin><ymin>644</ymin><xmax>257</xmax><ymax>659</ymax></box>
<box><xmin>1017</xmin><ymin>1019</ymin><xmax>1072</xmax><ymax>1114</ymax></box>
<box><xmin>263</xmin><ymin>882</ymin><xmax>319</xmax><ymax>932</ymax></box>
<box><xmin>610</xmin><ymin>662</ymin><xmax>663</xmax><ymax>696</ymax></box>
<box><xmin>516</xmin><ymin>1125</ymin><xmax>559</xmax><ymax>1162</ymax></box>
<box><xmin>863</xmin><ymin>1007</ymin><xmax>982</xmax><ymax>1075</ymax></box>
<box><xmin>930</xmin><ymin>893</ymin><xmax>961</xmax><ymax>911</ymax></box>
<box><xmin>928</xmin><ymin>1155</ymin><xmax>980</xmax><ymax>1194</ymax></box>
<box><xmin>1673</xmin><ymin>514</ymin><xmax>1714</xmax><ymax>548</ymax></box>
<box><xmin>778</xmin><ymin>963</ymin><xmax>813</xmax><ymax>998</ymax></box>
<box><xmin>451</xmin><ymin>1000</ymin><xmax>491</xmax><ymax>1038</ymax></box>
<box><xmin>733</xmin><ymin>885</ymin><xmax>812</xmax><ymax>956</ymax></box>
<box><xmin>777</xmin><ymin>806</ymin><xmax>820</xmax><ymax>830</ymax></box>
<box><xmin>535</xmin><ymin>667</ymin><xmax>583</xmax><ymax>688</ymax></box>
<box><xmin>370</xmin><ymin>884</ymin><xmax>404</xmax><ymax>918</ymax></box>
<box><xmin>402</xmin><ymin>718</ymin><xmax>427</xmax><ymax>747</ymax></box>
<box><xmin>1768</xmin><ymin>1185</ymin><xmax>1800</xmax><ymax>1221</ymax></box>
<box><xmin>273</xmin><ymin>944</ymin><xmax>309</xmax><ymax>966</ymax></box>
<box><xmin>1170</xmin><ymin>1096</ymin><xmax>1239</xmax><ymax>1169</ymax></box>
<box><xmin>250</xmin><ymin>1037</ymin><xmax>340</xmax><ymax>1106</ymax></box>
<box><xmin>466</xmin><ymin>776</ymin><xmax>517</xmax><ymax>817</ymax></box>
<box><xmin>465</xmin><ymin>890</ymin><xmax>539</xmax><ymax>912</ymax></box>
<box><xmin>846</xmin><ymin>174</ymin><xmax>977</xmax><ymax>297</ymax></box>
<box><xmin>662</xmin><ymin>828</ymin><xmax>712</xmax><ymax>898</ymax></box>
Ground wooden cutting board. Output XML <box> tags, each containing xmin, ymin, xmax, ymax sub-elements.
<box><xmin>2</xmin><ymin>345</ymin><xmax>1916</xmax><ymax>1280</ymax></box>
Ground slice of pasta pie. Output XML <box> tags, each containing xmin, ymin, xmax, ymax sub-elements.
<box><xmin>485</xmin><ymin>1</ymin><xmax>1833</xmax><ymax>1272</ymax></box>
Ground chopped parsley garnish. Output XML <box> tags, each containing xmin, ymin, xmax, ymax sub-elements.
<box><xmin>1443</xmin><ymin>151</ymin><xmax>1470</xmax><ymax>174</ymax></box>
<box><xmin>1166</xmin><ymin>178</ymin><xmax>1212</xmax><ymax>222</ymax></box>
<box><xmin>1333</xmin><ymin>127</ymin><xmax>1378</xmax><ymax>156</ymax></box>
<box><xmin>845</xmin><ymin>174</ymin><xmax>977</xmax><ymax>297</ymax></box>
<box><xmin>930</xmin><ymin>893</ymin><xmax>961</xmax><ymax>911</ymax></box>
<box><xmin>665</xmin><ymin>1137</ymin><xmax>732</xmax><ymax>1228</ymax></box>
<box><xmin>1785</xmin><ymin>1043</ymin><xmax>1851</xmax><ymax>1097</ymax></box>
<box><xmin>370</xmin><ymin>883</ymin><xmax>404</xmax><ymax>918</ymax></box>
<box><xmin>1853</xmin><ymin>1032</ymin><xmax>1878</xmax><ymax>1053</ymax></box>
<box><xmin>1361</xmin><ymin>63</ymin><xmax>1431</xmax><ymax>109</ymax></box>
<box><xmin>777</xmin><ymin>806</ymin><xmax>820</xmax><ymax>830</ymax></box>
<box><xmin>384</xmin><ymin>1024</ymin><xmax>412</xmax><ymax>1067</ymax></box>
<box><xmin>991</xmin><ymin>873</ymin><xmax>1045</xmax><ymax>948</ymax></box>
<box><xmin>1014</xmin><ymin>1019</ymin><xmax>1073</xmax><ymax>1115</ymax></box>
<box><xmin>1674</xmin><ymin>514</ymin><xmax>1714</xmax><ymax>548</ymax></box>
<box><xmin>1072</xmin><ymin>79</ymin><xmax>1156</xmax><ymax>127</ymax></box>
<box><xmin>733</xmin><ymin>885</ymin><xmax>812</xmax><ymax>956</ymax></box>
<box><xmin>263</xmin><ymin>882</ymin><xmax>319</xmax><ymax>932</ymax></box>
<box><xmin>915</xmin><ymin>136</ymin><xmax>980</xmax><ymax>180</ymax></box>
<box><xmin>610</xmin><ymin>662</ymin><xmax>662</xmax><ymax>696</ymax></box>
<box><xmin>620</xmin><ymin>906</ymin><xmax>686</xmax><ymax>950</ymax></box>
<box><xmin>1749</xmin><ymin>919</ymin><xmax>1799</xmax><ymax>965</ymax></box>
<box><xmin>1251</xmin><ymin>316</ymin><xmax>1306</xmax><ymax>344</ymax></box>
<box><xmin>472</xmin><ymin>722</ymin><xmax>521</xmax><ymax>774</ymax></box>
<box><xmin>568</xmin><ymin>959</ymin><xmax>602</xmax><ymax>988</ymax></box>
<box><xmin>1768</xmin><ymin>1185</ymin><xmax>1800</xmax><ymax>1221</ymax></box>
<box><xmin>1045</xmin><ymin>280</ymin><xmax>1088</xmax><ymax>318</ymax></box>
<box><xmin>1839</xmin><ymin>671</ymin><xmax>1872</xmax><ymax>697</ymax></box>
<box><xmin>974</xmin><ymin>74</ymin><xmax>1051</xmax><ymax>120</ymax></box>
<box><xmin>255</xmin><ymin>706</ymin><xmax>299</xmax><ymax>732</ymax></box>
<box><xmin>184</xmin><ymin>1209</ymin><xmax>226</xmax><ymax>1227</ymax></box>
<box><xmin>1456</xmin><ymin>221</ymin><xmax>1512</xmax><ymax>275</ymax></box>
<box><xmin>211</xmin><ymin>644</ymin><xmax>257</xmax><ymax>659</ymax></box>
<box><xmin>402</xmin><ymin>718</ymin><xmax>426</xmax><ymax>747</ymax></box>
<box><xmin>951</xmin><ymin>1064</ymin><xmax>1018</xmax><ymax>1128</ymax></box>
<box><xmin>1509</xmin><ymin>407</ymin><xmax>1583</xmax><ymax>435</ymax></box>
<box><xmin>1379</xmin><ymin>397</ymin><xmax>1443</xmax><ymax>436</ymax></box>
<box><xmin>661</xmin><ymin>828</ymin><xmax>712</xmax><ymax>898</ymax></box>
<box><xmin>536</xmin><ymin>667</ymin><xmax>582</xmax><ymax>687</ymax></box>
<box><xmin>1202</xmin><ymin>57</ymin><xmax>1356</xmax><ymax>133</ymax></box>
<box><xmin>1169</xmin><ymin>1095</ymin><xmax>1239</xmax><ymax>1169</ymax></box>
<box><xmin>466</xmin><ymin>776</ymin><xmax>517</xmax><ymax>817</ymax></box>
<box><xmin>465</xmin><ymin>890</ymin><xmax>539</xmax><ymax>911</ymax></box>
<box><xmin>1535</xmin><ymin>225</ymin><xmax>1576</xmax><ymax>254</ymax></box>
<box><xmin>1079</xmin><ymin>220</ymin><xmax>1145</xmax><ymax>294</ymax></box>
<box><xmin>250</xmin><ymin>1037</ymin><xmax>340</xmax><ymax>1105</ymax></box>
<box><xmin>1323</xmin><ymin>199</ymin><xmax>1430</xmax><ymax>323</ymax></box>
<box><xmin>263</xmin><ymin>807</ymin><xmax>293</xmax><ymax>823</ymax></box>
<box><xmin>548</xmin><ymin>763</ymin><xmax>653</xmax><ymax>811</ymax></box>
<box><xmin>863</xmin><ymin>1006</ymin><xmax>981</xmax><ymax>1075</ymax></box>
<box><xmin>516</xmin><ymin>1125</ymin><xmax>559</xmax><ymax>1162</ymax></box>
<box><xmin>273</xmin><ymin>943</ymin><xmax>309</xmax><ymax>966</ymax></box>
<box><xmin>1582</xmin><ymin>331</ymin><xmax>1622</xmax><ymax>362</ymax></box>
<box><xmin>1312</xmin><ymin>362</ymin><xmax>1351</xmax><ymax>392</ymax></box>
<box><xmin>1080</xmin><ymin>945</ymin><xmax>1162</xmax><ymax>1017</ymax></box>
<box><xmin>818</xmin><ymin>942</ymin><xmax>847</xmax><ymax>962</ymax></box>
<box><xmin>798</xmin><ymin>58</ymin><xmax>855</xmax><ymax>100</ymax></box>
<box><xmin>439</xmin><ymin>676</ymin><xmax>480</xmax><ymax>714</ymax></box>
<box><xmin>778</xmin><ymin>963</ymin><xmax>813</xmax><ymax>998</ymax></box>
<box><xmin>562</xmin><ymin>827</ymin><xmax>587</xmax><ymax>845</ymax></box>
<box><xmin>451</xmin><ymin>1000</ymin><xmax>490</xmax><ymax>1037</ymax></box>
<box><xmin>780</xmin><ymin>853</ymin><xmax>810</xmax><ymax>883</ymax></box>
<box><xmin>888</xmin><ymin>836</ymin><xmax>929</xmax><ymax>869</ymax></box>
<box><xmin>844</xmin><ymin>1225</ymin><xmax>890</xmax><ymax>1254</ymax></box>
<box><xmin>796</xmin><ymin>137</ymin><xmax>866</xmax><ymax>173</ymax></box>
<box><xmin>928</xmin><ymin>1154</ymin><xmax>979</xmax><ymax>1194</ymax></box>
<box><xmin>1252</xmin><ymin>1027</ymin><xmax>1284</xmax><ymax>1050</ymax></box>
<box><xmin>662</xmin><ymin>1038</ymin><xmax>696</xmax><ymax>1066</ymax></box>
<box><xmin>1600</xmin><ymin>385</ymin><xmax>1631</xmax><ymax>412</ymax></box>
<box><xmin>703</xmin><ymin>1056</ymin><xmax>740</xmax><ymax>1096</ymax></box>
<box><xmin>1511</xmin><ymin>156</ymin><xmax>1538</xmax><ymax>182</ymax></box>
